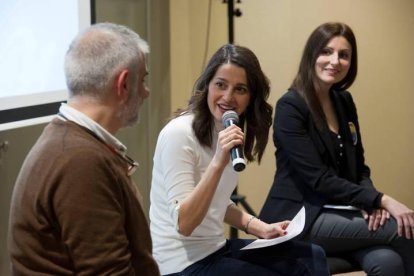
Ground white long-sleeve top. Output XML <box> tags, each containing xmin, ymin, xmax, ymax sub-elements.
<box><xmin>149</xmin><ymin>113</ymin><xmax>238</xmax><ymax>275</ymax></box>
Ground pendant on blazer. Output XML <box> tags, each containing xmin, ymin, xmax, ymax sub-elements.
<box><xmin>349</xmin><ymin>122</ymin><xmax>358</xmax><ymax>145</ymax></box>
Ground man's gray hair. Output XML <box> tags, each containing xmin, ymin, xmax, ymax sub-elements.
<box><xmin>64</xmin><ymin>22</ymin><xmax>149</xmax><ymax>100</ymax></box>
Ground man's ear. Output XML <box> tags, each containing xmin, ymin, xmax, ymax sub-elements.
<box><xmin>115</xmin><ymin>69</ymin><xmax>129</xmax><ymax>103</ymax></box>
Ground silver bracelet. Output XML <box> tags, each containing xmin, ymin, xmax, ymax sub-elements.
<box><xmin>244</xmin><ymin>215</ymin><xmax>256</xmax><ymax>234</ymax></box>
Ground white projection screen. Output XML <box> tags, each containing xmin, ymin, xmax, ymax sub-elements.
<box><xmin>0</xmin><ymin>0</ymin><xmax>91</xmax><ymax>131</ymax></box>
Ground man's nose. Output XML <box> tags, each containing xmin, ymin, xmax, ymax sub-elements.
<box><xmin>143</xmin><ymin>85</ymin><xmax>150</xmax><ymax>99</ymax></box>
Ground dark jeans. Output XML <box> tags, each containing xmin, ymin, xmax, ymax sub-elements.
<box><xmin>305</xmin><ymin>209</ymin><xmax>414</xmax><ymax>276</ymax></box>
<box><xmin>166</xmin><ymin>239</ymin><xmax>329</xmax><ymax>276</ymax></box>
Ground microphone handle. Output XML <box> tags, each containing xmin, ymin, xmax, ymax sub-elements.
<box><xmin>231</xmin><ymin>146</ymin><xmax>246</xmax><ymax>172</ymax></box>
<box><xmin>223</xmin><ymin>116</ymin><xmax>246</xmax><ymax>172</ymax></box>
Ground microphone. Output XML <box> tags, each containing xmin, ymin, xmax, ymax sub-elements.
<box><xmin>222</xmin><ymin>110</ymin><xmax>246</xmax><ymax>172</ymax></box>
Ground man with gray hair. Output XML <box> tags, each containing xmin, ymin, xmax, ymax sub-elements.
<box><xmin>8</xmin><ymin>23</ymin><xmax>160</xmax><ymax>275</ymax></box>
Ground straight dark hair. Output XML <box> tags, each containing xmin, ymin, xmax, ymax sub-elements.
<box><xmin>174</xmin><ymin>44</ymin><xmax>272</xmax><ymax>163</ymax></box>
<box><xmin>291</xmin><ymin>22</ymin><xmax>358</xmax><ymax>129</ymax></box>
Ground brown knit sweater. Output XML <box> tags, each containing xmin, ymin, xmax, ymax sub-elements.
<box><xmin>8</xmin><ymin>119</ymin><xmax>159</xmax><ymax>275</ymax></box>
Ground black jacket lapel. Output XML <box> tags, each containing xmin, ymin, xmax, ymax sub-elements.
<box><xmin>316</xmin><ymin>122</ymin><xmax>337</xmax><ymax>168</ymax></box>
<box><xmin>331</xmin><ymin>90</ymin><xmax>357</xmax><ymax>182</ymax></box>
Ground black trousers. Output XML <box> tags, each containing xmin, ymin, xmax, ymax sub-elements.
<box><xmin>166</xmin><ymin>239</ymin><xmax>330</xmax><ymax>276</ymax></box>
<box><xmin>305</xmin><ymin>209</ymin><xmax>414</xmax><ymax>276</ymax></box>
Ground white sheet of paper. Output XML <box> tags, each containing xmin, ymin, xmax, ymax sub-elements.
<box><xmin>323</xmin><ymin>204</ymin><xmax>359</xmax><ymax>211</ymax></box>
<box><xmin>240</xmin><ymin>206</ymin><xmax>305</xmax><ymax>250</ymax></box>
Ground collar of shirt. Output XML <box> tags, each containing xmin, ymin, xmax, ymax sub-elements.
<box><xmin>58</xmin><ymin>103</ymin><xmax>128</xmax><ymax>156</ymax></box>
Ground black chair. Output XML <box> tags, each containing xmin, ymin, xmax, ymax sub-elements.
<box><xmin>327</xmin><ymin>255</ymin><xmax>362</xmax><ymax>275</ymax></box>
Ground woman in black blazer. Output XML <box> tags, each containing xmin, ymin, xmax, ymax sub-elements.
<box><xmin>259</xmin><ymin>22</ymin><xmax>414</xmax><ymax>275</ymax></box>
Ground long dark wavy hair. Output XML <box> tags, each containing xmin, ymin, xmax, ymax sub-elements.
<box><xmin>291</xmin><ymin>22</ymin><xmax>358</xmax><ymax>129</ymax></box>
<box><xmin>174</xmin><ymin>44</ymin><xmax>273</xmax><ymax>163</ymax></box>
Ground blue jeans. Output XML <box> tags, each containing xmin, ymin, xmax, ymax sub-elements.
<box><xmin>166</xmin><ymin>239</ymin><xmax>329</xmax><ymax>276</ymax></box>
<box><xmin>306</xmin><ymin>209</ymin><xmax>414</xmax><ymax>276</ymax></box>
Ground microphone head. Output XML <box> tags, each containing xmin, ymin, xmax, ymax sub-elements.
<box><xmin>222</xmin><ymin>110</ymin><xmax>239</xmax><ymax>126</ymax></box>
<box><xmin>232</xmin><ymin>158</ymin><xmax>246</xmax><ymax>172</ymax></box>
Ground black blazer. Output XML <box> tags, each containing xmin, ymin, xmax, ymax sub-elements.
<box><xmin>259</xmin><ymin>89</ymin><xmax>382</xmax><ymax>235</ymax></box>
